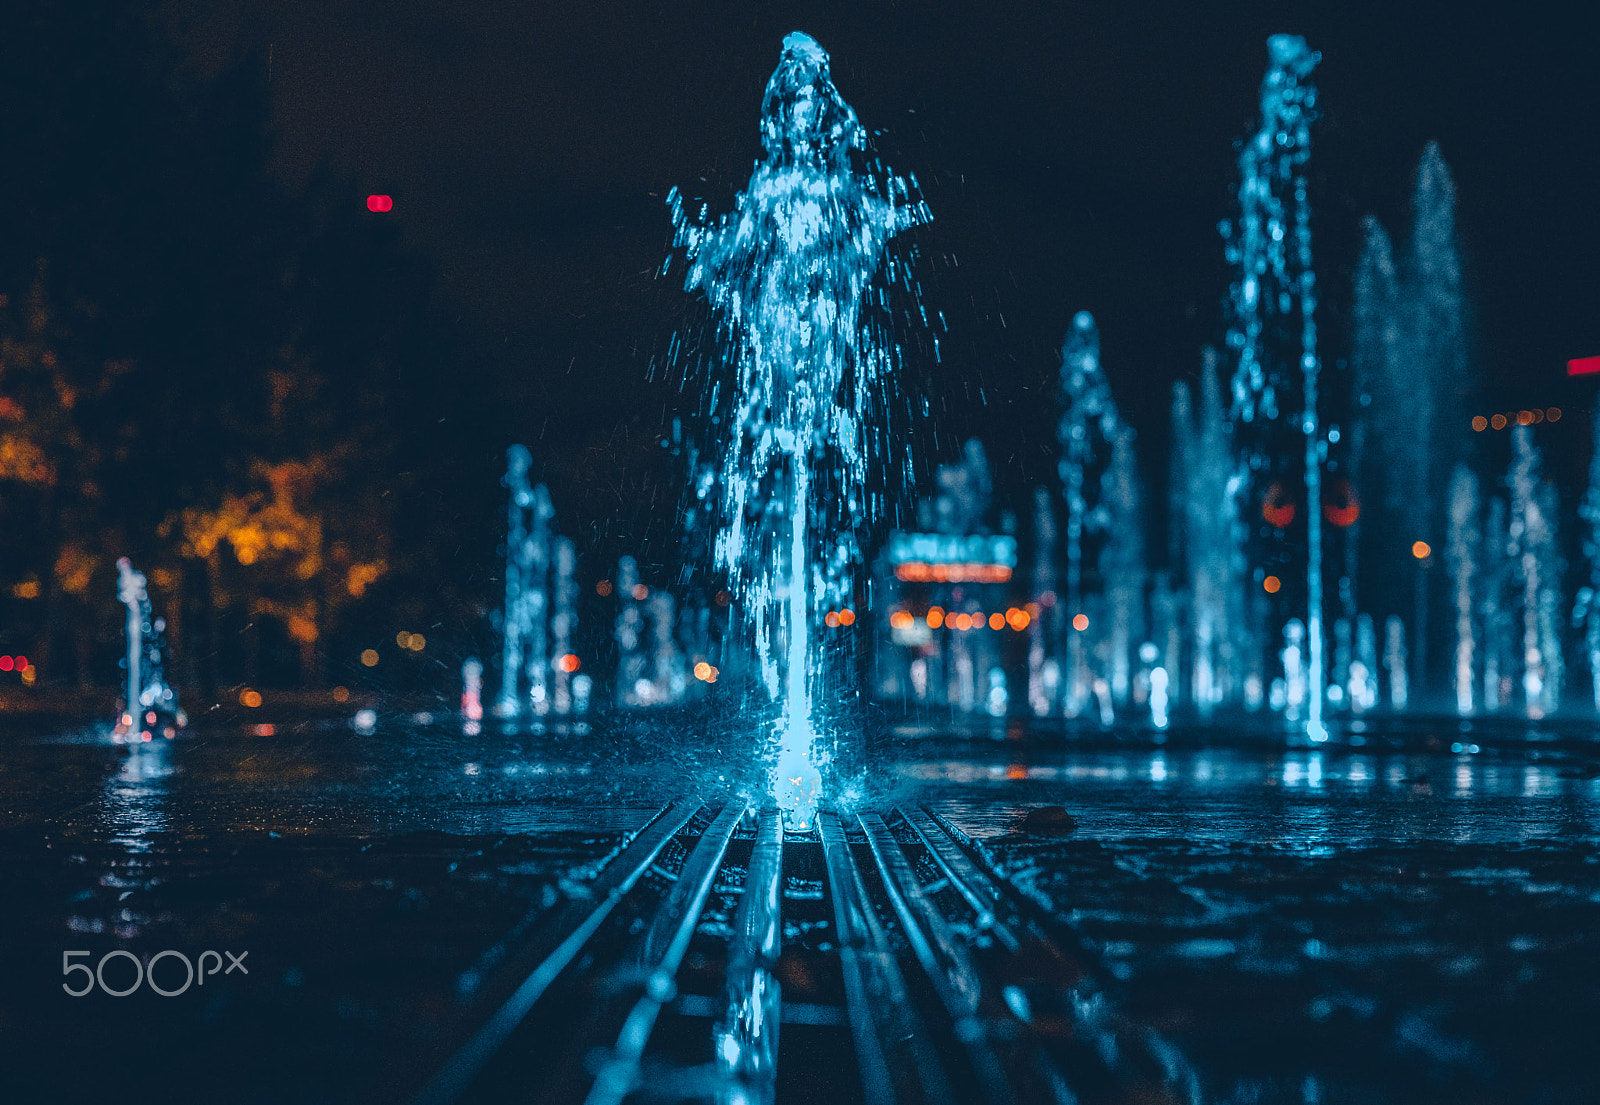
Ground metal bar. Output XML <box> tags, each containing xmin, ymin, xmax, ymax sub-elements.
<box><xmin>911</xmin><ymin>806</ymin><xmax>1202</xmax><ymax>1105</ymax></box>
<box><xmin>715</xmin><ymin>807</ymin><xmax>784</xmax><ymax>1105</ymax></box>
<box><xmin>859</xmin><ymin>813</ymin><xmax>1015</xmax><ymax>1105</ymax></box>
<box><xmin>899</xmin><ymin>807</ymin><xmax>1021</xmax><ymax>952</ymax></box>
<box><xmin>584</xmin><ymin>800</ymin><xmax>750</xmax><ymax>1105</ymax></box>
<box><xmin>410</xmin><ymin>797</ymin><xmax>703</xmax><ymax>1105</ymax></box>
<box><xmin>818</xmin><ymin>811</ymin><xmax>955</xmax><ymax>1105</ymax></box>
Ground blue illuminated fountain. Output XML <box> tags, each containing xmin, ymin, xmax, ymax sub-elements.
<box><xmin>1223</xmin><ymin>34</ymin><xmax>1326</xmax><ymax>740</ymax></box>
<box><xmin>610</xmin><ymin>31</ymin><xmax>1596</xmax><ymax>739</ymax></box>
<box><xmin>113</xmin><ymin>557</ymin><xmax>182</xmax><ymax>742</ymax></box>
<box><xmin>497</xmin><ymin>444</ymin><xmax>586</xmax><ymax>720</ymax></box>
<box><xmin>667</xmin><ymin>32</ymin><xmax>929</xmax><ymax>825</ymax></box>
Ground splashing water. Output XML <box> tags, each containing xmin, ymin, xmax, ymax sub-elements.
<box><xmin>1224</xmin><ymin>34</ymin><xmax>1325</xmax><ymax>740</ymax></box>
<box><xmin>114</xmin><ymin>557</ymin><xmax>181</xmax><ymax>736</ymax></box>
<box><xmin>667</xmin><ymin>32</ymin><xmax>929</xmax><ymax>827</ymax></box>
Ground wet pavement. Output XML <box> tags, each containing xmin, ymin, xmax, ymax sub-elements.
<box><xmin>2</xmin><ymin>711</ymin><xmax>1599</xmax><ymax>1103</ymax></box>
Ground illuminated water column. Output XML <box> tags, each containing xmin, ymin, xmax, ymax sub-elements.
<box><xmin>1027</xmin><ymin>487</ymin><xmax>1059</xmax><ymax>716</ymax></box>
<box><xmin>1508</xmin><ymin>426</ymin><xmax>1561</xmax><ymax>716</ymax></box>
<box><xmin>1446</xmin><ymin>466</ymin><xmax>1479</xmax><ymax>714</ymax></box>
<box><xmin>1224</xmin><ymin>34</ymin><xmax>1326</xmax><ymax>740</ymax></box>
<box><xmin>551</xmin><ymin>537</ymin><xmax>577</xmax><ymax>714</ymax></box>
<box><xmin>667</xmin><ymin>32</ymin><xmax>929</xmax><ymax>826</ymax></box>
<box><xmin>498</xmin><ymin>445</ymin><xmax>533</xmax><ymax>717</ymax></box>
<box><xmin>615</xmin><ymin>556</ymin><xmax>647</xmax><ymax>707</ymax></box>
<box><xmin>118</xmin><ymin>558</ymin><xmax>145</xmax><ymax>729</ymax></box>
<box><xmin>497</xmin><ymin>445</ymin><xmax>560</xmax><ymax>718</ymax></box>
<box><xmin>115</xmin><ymin>557</ymin><xmax>180</xmax><ymax>737</ymax></box>
<box><xmin>522</xmin><ymin>485</ymin><xmax>554</xmax><ymax>715</ymax></box>
<box><xmin>1582</xmin><ymin>415</ymin><xmax>1600</xmax><ymax>710</ymax></box>
<box><xmin>1057</xmin><ymin>311</ymin><xmax>1123</xmax><ymax>716</ymax></box>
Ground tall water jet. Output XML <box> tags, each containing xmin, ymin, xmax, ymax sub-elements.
<box><xmin>1181</xmin><ymin>350</ymin><xmax>1247</xmax><ymax>715</ymax></box>
<box><xmin>1100</xmin><ymin>426</ymin><xmax>1146</xmax><ymax>707</ymax></box>
<box><xmin>551</xmin><ymin>537</ymin><xmax>577</xmax><ymax>714</ymax></box>
<box><xmin>1353</xmin><ymin>146</ymin><xmax>1467</xmax><ymax>702</ymax></box>
<box><xmin>1447</xmin><ymin>465</ymin><xmax>1480</xmax><ymax>714</ymax></box>
<box><xmin>1507</xmin><ymin>427</ymin><xmax>1562</xmax><ymax>716</ymax></box>
<box><xmin>1057</xmin><ymin>311</ymin><xmax>1123</xmax><ymax>716</ymax></box>
<box><xmin>1223</xmin><ymin>34</ymin><xmax>1325</xmax><ymax>739</ymax></box>
<box><xmin>498</xmin><ymin>446</ymin><xmax>533</xmax><ymax>716</ymax></box>
<box><xmin>497</xmin><ymin>445</ymin><xmax>556</xmax><ymax>718</ymax></box>
<box><xmin>1350</xmin><ymin>216</ymin><xmax>1398</xmax><ymax>648</ymax></box>
<box><xmin>615</xmin><ymin>556</ymin><xmax>648</xmax><ymax>707</ymax></box>
<box><xmin>1027</xmin><ymin>486</ymin><xmax>1059</xmax><ymax>716</ymax></box>
<box><xmin>114</xmin><ymin>557</ymin><xmax>181</xmax><ymax>739</ymax></box>
<box><xmin>1580</xmin><ymin>414</ymin><xmax>1600</xmax><ymax>710</ymax></box>
<box><xmin>1481</xmin><ymin>497</ymin><xmax>1511</xmax><ymax>711</ymax></box>
<box><xmin>667</xmin><ymin>33</ymin><xmax>929</xmax><ymax>826</ymax></box>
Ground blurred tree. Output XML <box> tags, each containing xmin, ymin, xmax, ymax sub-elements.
<box><xmin>0</xmin><ymin>1</ymin><xmax>454</xmax><ymax>691</ymax></box>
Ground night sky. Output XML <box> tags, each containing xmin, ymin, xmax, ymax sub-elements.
<box><xmin>34</xmin><ymin>1</ymin><xmax>1600</xmax><ymax>646</ymax></box>
<box><xmin>164</xmin><ymin>1</ymin><xmax>1597</xmax><ymax>466</ymax></box>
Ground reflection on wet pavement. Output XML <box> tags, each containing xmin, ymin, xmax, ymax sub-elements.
<box><xmin>2</xmin><ymin>716</ymin><xmax>1598</xmax><ymax>1102</ymax></box>
<box><xmin>914</xmin><ymin>743</ymin><xmax>1600</xmax><ymax>1104</ymax></box>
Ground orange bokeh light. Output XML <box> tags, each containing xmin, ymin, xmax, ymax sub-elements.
<box><xmin>988</xmin><ymin>612</ymin><xmax>1005</xmax><ymax>630</ymax></box>
<box><xmin>825</xmin><ymin>611</ymin><xmax>840</xmax><ymax>627</ymax></box>
<box><xmin>1263</xmin><ymin>575</ymin><xmax>1281</xmax><ymax>594</ymax></box>
<box><xmin>1471</xmin><ymin>415</ymin><xmax>1488</xmax><ymax>431</ymax></box>
<box><xmin>1072</xmin><ymin>613</ymin><xmax>1089</xmax><ymax>632</ymax></box>
<box><xmin>558</xmin><ymin>653</ymin><xmax>580</xmax><ymax>673</ymax></box>
<box><xmin>838</xmin><ymin>609</ymin><xmax>856</xmax><ymax>626</ymax></box>
<box><xmin>1412</xmin><ymin>541</ymin><xmax>1432</xmax><ymax>560</ymax></box>
<box><xmin>893</xmin><ymin>561</ymin><xmax>1013</xmax><ymax>583</ymax></box>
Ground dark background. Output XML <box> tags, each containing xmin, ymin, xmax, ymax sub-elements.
<box><xmin>2</xmin><ymin>0</ymin><xmax>1596</xmax><ymax>693</ymax></box>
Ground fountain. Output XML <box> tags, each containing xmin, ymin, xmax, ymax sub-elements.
<box><xmin>1447</xmin><ymin>466</ymin><xmax>1479</xmax><ymax>714</ymax></box>
<box><xmin>1056</xmin><ymin>311</ymin><xmax>1125</xmax><ymax>716</ymax></box>
<box><xmin>113</xmin><ymin>557</ymin><xmax>182</xmax><ymax>742</ymax></box>
<box><xmin>1581</xmin><ymin>415</ymin><xmax>1600</xmax><ymax>711</ymax></box>
<box><xmin>666</xmin><ymin>31</ymin><xmax>929</xmax><ymax>825</ymax></box>
<box><xmin>1223</xmin><ymin>33</ymin><xmax>1326</xmax><ymax>740</ymax></box>
<box><xmin>636</xmin><ymin>33</ymin><xmax>1595</xmax><ymax>739</ymax></box>
<box><xmin>497</xmin><ymin>445</ymin><xmax>581</xmax><ymax>719</ymax></box>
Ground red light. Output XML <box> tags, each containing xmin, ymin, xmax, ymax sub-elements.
<box><xmin>0</xmin><ymin>656</ymin><xmax>12</xmax><ymax>672</ymax></box>
<box><xmin>1323</xmin><ymin>478</ymin><xmax>1360</xmax><ymax>528</ymax></box>
<box><xmin>14</xmin><ymin>655</ymin><xmax>25</xmax><ymax>670</ymax></box>
<box><xmin>1567</xmin><ymin>356</ymin><xmax>1600</xmax><ymax>376</ymax></box>
<box><xmin>1262</xmin><ymin>482</ymin><xmax>1296</xmax><ymax>528</ymax></box>
<box><xmin>366</xmin><ymin>195</ymin><xmax>393</xmax><ymax>213</ymax></box>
